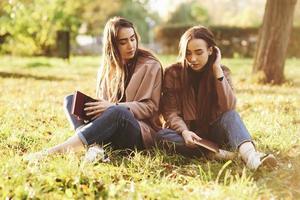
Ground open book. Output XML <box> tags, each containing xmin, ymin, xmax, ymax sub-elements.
<box><xmin>193</xmin><ymin>139</ymin><xmax>219</xmax><ymax>153</ymax></box>
<box><xmin>71</xmin><ymin>91</ymin><xmax>97</xmax><ymax>121</ymax></box>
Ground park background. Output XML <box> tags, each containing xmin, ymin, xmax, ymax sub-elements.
<box><xmin>0</xmin><ymin>0</ymin><xmax>300</xmax><ymax>199</ymax></box>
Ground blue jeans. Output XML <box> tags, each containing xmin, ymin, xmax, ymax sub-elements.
<box><xmin>156</xmin><ymin>110</ymin><xmax>252</xmax><ymax>157</ymax></box>
<box><xmin>64</xmin><ymin>94</ymin><xmax>144</xmax><ymax>150</ymax></box>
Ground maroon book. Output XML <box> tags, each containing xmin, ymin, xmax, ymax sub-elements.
<box><xmin>71</xmin><ymin>91</ymin><xmax>97</xmax><ymax>121</ymax></box>
<box><xmin>194</xmin><ymin>139</ymin><xmax>219</xmax><ymax>153</ymax></box>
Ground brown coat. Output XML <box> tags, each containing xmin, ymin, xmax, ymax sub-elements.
<box><xmin>162</xmin><ymin>63</ymin><xmax>236</xmax><ymax>134</ymax></box>
<box><xmin>102</xmin><ymin>55</ymin><xmax>163</xmax><ymax>148</ymax></box>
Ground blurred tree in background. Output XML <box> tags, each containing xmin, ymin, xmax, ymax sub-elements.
<box><xmin>165</xmin><ymin>1</ymin><xmax>210</xmax><ymax>26</ymax></box>
<box><xmin>0</xmin><ymin>0</ymin><xmax>157</xmax><ymax>56</ymax></box>
<box><xmin>111</xmin><ymin>0</ymin><xmax>160</xmax><ymax>43</ymax></box>
<box><xmin>194</xmin><ymin>0</ymin><xmax>266</xmax><ymax>27</ymax></box>
<box><xmin>293</xmin><ymin>1</ymin><xmax>300</xmax><ymax>26</ymax></box>
<box><xmin>0</xmin><ymin>0</ymin><xmax>83</xmax><ymax>55</ymax></box>
<box><xmin>0</xmin><ymin>0</ymin><xmax>299</xmax><ymax>56</ymax></box>
<box><xmin>253</xmin><ymin>0</ymin><xmax>297</xmax><ymax>84</ymax></box>
<box><xmin>80</xmin><ymin>0</ymin><xmax>120</xmax><ymax>35</ymax></box>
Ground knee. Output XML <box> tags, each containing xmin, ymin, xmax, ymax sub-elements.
<box><xmin>220</xmin><ymin>110</ymin><xmax>241</xmax><ymax>125</ymax></box>
<box><xmin>222</xmin><ymin>110</ymin><xmax>239</xmax><ymax>119</ymax></box>
<box><xmin>107</xmin><ymin>105</ymin><xmax>131</xmax><ymax>118</ymax></box>
<box><xmin>63</xmin><ymin>94</ymin><xmax>74</xmax><ymax>109</ymax></box>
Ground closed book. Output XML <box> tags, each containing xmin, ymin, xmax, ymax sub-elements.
<box><xmin>71</xmin><ymin>91</ymin><xmax>97</xmax><ymax>121</ymax></box>
<box><xmin>194</xmin><ymin>139</ymin><xmax>219</xmax><ymax>153</ymax></box>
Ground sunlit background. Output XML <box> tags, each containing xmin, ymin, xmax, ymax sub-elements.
<box><xmin>0</xmin><ymin>0</ymin><xmax>299</xmax><ymax>57</ymax></box>
<box><xmin>0</xmin><ymin>1</ymin><xmax>300</xmax><ymax>199</ymax></box>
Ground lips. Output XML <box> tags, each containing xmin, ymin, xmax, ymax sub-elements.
<box><xmin>127</xmin><ymin>50</ymin><xmax>135</xmax><ymax>55</ymax></box>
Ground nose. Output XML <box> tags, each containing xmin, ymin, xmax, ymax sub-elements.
<box><xmin>128</xmin><ymin>40</ymin><xmax>134</xmax><ymax>50</ymax></box>
<box><xmin>190</xmin><ymin>54</ymin><xmax>196</xmax><ymax>63</ymax></box>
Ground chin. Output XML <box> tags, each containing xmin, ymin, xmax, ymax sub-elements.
<box><xmin>127</xmin><ymin>55</ymin><xmax>135</xmax><ymax>60</ymax></box>
<box><xmin>191</xmin><ymin>66</ymin><xmax>204</xmax><ymax>71</ymax></box>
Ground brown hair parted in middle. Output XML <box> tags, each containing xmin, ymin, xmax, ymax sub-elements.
<box><xmin>179</xmin><ymin>26</ymin><xmax>220</xmax><ymax>132</ymax></box>
<box><xmin>97</xmin><ymin>16</ymin><xmax>157</xmax><ymax>103</ymax></box>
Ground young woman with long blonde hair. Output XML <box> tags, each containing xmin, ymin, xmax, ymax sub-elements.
<box><xmin>27</xmin><ymin>17</ymin><xmax>162</xmax><ymax>162</ymax></box>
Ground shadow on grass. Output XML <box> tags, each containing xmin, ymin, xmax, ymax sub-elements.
<box><xmin>106</xmin><ymin>147</ymin><xmax>221</xmax><ymax>169</ymax></box>
<box><xmin>26</xmin><ymin>61</ymin><xmax>52</xmax><ymax>68</ymax></box>
<box><xmin>0</xmin><ymin>71</ymin><xmax>72</xmax><ymax>81</ymax></box>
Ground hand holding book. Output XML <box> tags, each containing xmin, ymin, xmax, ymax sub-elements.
<box><xmin>84</xmin><ymin>99</ymin><xmax>114</xmax><ymax>121</ymax></box>
<box><xmin>182</xmin><ymin>130</ymin><xmax>220</xmax><ymax>153</ymax></box>
<box><xmin>182</xmin><ymin>130</ymin><xmax>203</xmax><ymax>148</ymax></box>
<box><xmin>72</xmin><ymin>91</ymin><xmax>115</xmax><ymax>121</ymax></box>
<box><xmin>71</xmin><ymin>91</ymin><xmax>98</xmax><ymax>121</ymax></box>
<box><xmin>193</xmin><ymin>138</ymin><xmax>219</xmax><ymax>153</ymax></box>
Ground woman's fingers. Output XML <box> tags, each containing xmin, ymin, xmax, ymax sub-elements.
<box><xmin>189</xmin><ymin>131</ymin><xmax>201</xmax><ymax>140</ymax></box>
<box><xmin>85</xmin><ymin>107</ymin><xmax>104</xmax><ymax>116</ymax></box>
<box><xmin>182</xmin><ymin>130</ymin><xmax>201</xmax><ymax>148</ymax></box>
<box><xmin>84</xmin><ymin>104</ymin><xmax>101</xmax><ymax>111</ymax></box>
<box><xmin>186</xmin><ymin>136</ymin><xmax>197</xmax><ymax>148</ymax></box>
<box><xmin>192</xmin><ymin>134</ymin><xmax>202</xmax><ymax>142</ymax></box>
<box><xmin>84</xmin><ymin>102</ymin><xmax>105</xmax><ymax>112</ymax></box>
<box><xmin>187</xmin><ymin>133</ymin><xmax>202</xmax><ymax>148</ymax></box>
<box><xmin>214</xmin><ymin>46</ymin><xmax>222</xmax><ymax>59</ymax></box>
<box><xmin>85</xmin><ymin>101</ymin><xmax>101</xmax><ymax>106</ymax></box>
<box><xmin>85</xmin><ymin>110</ymin><xmax>97</xmax><ymax>116</ymax></box>
<box><xmin>84</xmin><ymin>106</ymin><xmax>95</xmax><ymax>111</ymax></box>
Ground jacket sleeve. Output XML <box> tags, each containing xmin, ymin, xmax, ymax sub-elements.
<box><xmin>215</xmin><ymin>66</ymin><xmax>236</xmax><ymax>111</ymax></box>
<box><xmin>118</xmin><ymin>62</ymin><xmax>162</xmax><ymax>120</ymax></box>
<box><xmin>161</xmin><ymin>68</ymin><xmax>189</xmax><ymax>134</ymax></box>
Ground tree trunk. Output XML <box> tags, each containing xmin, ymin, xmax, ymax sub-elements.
<box><xmin>253</xmin><ymin>0</ymin><xmax>297</xmax><ymax>84</ymax></box>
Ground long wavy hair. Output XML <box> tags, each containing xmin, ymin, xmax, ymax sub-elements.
<box><xmin>178</xmin><ymin>26</ymin><xmax>219</xmax><ymax>130</ymax></box>
<box><xmin>96</xmin><ymin>17</ymin><xmax>139</xmax><ymax>102</ymax></box>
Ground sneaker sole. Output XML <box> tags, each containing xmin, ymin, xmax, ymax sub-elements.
<box><xmin>260</xmin><ymin>154</ymin><xmax>278</xmax><ymax>168</ymax></box>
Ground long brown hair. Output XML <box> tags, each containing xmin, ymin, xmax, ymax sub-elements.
<box><xmin>97</xmin><ymin>17</ymin><xmax>158</xmax><ymax>102</ymax></box>
<box><xmin>96</xmin><ymin>17</ymin><xmax>139</xmax><ymax>102</ymax></box>
<box><xmin>179</xmin><ymin>26</ymin><xmax>218</xmax><ymax>130</ymax></box>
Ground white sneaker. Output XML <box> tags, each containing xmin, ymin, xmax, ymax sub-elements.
<box><xmin>84</xmin><ymin>145</ymin><xmax>110</xmax><ymax>163</ymax></box>
<box><xmin>23</xmin><ymin>150</ymin><xmax>48</xmax><ymax>163</ymax></box>
<box><xmin>246</xmin><ymin>152</ymin><xmax>277</xmax><ymax>170</ymax></box>
<box><xmin>260</xmin><ymin>153</ymin><xmax>277</xmax><ymax>168</ymax></box>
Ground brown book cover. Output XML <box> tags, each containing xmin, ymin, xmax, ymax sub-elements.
<box><xmin>194</xmin><ymin>139</ymin><xmax>219</xmax><ymax>153</ymax></box>
<box><xmin>71</xmin><ymin>91</ymin><xmax>97</xmax><ymax>121</ymax></box>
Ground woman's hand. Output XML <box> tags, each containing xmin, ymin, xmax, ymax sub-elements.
<box><xmin>84</xmin><ymin>100</ymin><xmax>114</xmax><ymax>120</ymax></box>
<box><xmin>213</xmin><ymin>46</ymin><xmax>224</xmax><ymax>79</ymax></box>
<box><xmin>182</xmin><ymin>130</ymin><xmax>202</xmax><ymax>148</ymax></box>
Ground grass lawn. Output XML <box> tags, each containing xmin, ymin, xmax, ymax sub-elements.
<box><xmin>0</xmin><ymin>55</ymin><xmax>299</xmax><ymax>199</ymax></box>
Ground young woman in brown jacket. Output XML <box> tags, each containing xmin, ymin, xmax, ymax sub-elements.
<box><xmin>157</xmin><ymin>26</ymin><xmax>277</xmax><ymax>170</ymax></box>
<box><xmin>26</xmin><ymin>17</ymin><xmax>162</xmax><ymax>162</ymax></box>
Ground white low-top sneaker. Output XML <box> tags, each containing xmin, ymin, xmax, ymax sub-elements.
<box><xmin>260</xmin><ymin>153</ymin><xmax>277</xmax><ymax>168</ymax></box>
<box><xmin>84</xmin><ymin>145</ymin><xmax>110</xmax><ymax>163</ymax></box>
<box><xmin>246</xmin><ymin>152</ymin><xmax>277</xmax><ymax>170</ymax></box>
<box><xmin>23</xmin><ymin>150</ymin><xmax>48</xmax><ymax>163</ymax></box>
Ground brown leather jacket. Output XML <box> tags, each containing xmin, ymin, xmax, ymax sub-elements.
<box><xmin>161</xmin><ymin>63</ymin><xmax>236</xmax><ymax>134</ymax></box>
<box><xmin>102</xmin><ymin>55</ymin><xmax>163</xmax><ymax>148</ymax></box>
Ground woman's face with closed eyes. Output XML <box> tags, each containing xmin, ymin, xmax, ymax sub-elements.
<box><xmin>117</xmin><ymin>27</ymin><xmax>137</xmax><ymax>63</ymax></box>
<box><xmin>185</xmin><ymin>38</ymin><xmax>213</xmax><ymax>71</ymax></box>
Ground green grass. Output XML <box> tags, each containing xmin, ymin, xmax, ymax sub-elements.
<box><xmin>0</xmin><ymin>55</ymin><xmax>299</xmax><ymax>199</ymax></box>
